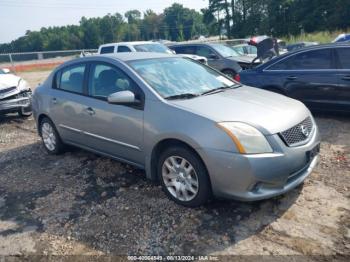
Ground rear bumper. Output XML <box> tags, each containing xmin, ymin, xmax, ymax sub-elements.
<box><xmin>0</xmin><ymin>91</ymin><xmax>32</xmax><ymax>112</ymax></box>
<box><xmin>199</xmin><ymin>125</ymin><xmax>321</xmax><ymax>201</ymax></box>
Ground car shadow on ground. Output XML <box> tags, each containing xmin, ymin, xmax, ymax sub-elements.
<box><xmin>0</xmin><ymin>141</ymin><xmax>302</xmax><ymax>255</ymax></box>
<box><xmin>0</xmin><ymin>113</ymin><xmax>30</xmax><ymax>124</ymax></box>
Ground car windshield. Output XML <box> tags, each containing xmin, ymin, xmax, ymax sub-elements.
<box><xmin>134</xmin><ymin>43</ymin><xmax>173</xmax><ymax>54</ymax></box>
<box><xmin>129</xmin><ymin>57</ymin><xmax>237</xmax><ymax>98</ymax></box>
<box><xmin>211</xmin><ymin>44</ymin><xmax>241</xmax><ymax>57</ymax></box>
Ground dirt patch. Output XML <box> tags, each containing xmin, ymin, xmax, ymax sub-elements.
<box><xmin>18</xmin><ymin>70</ymin><xmax>51</xmax><ymax>89</ymax></box>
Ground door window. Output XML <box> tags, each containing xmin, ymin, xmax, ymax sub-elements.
<box><xmin>89</xmin><ymin>63</ymin><xmax>138</xmax><ymax>99</ymax></box>
<box><xmin>171</xmin><ymin>46</ymin><xmax>196</xmax><ymax>55</ymax></box>
<box><xmin>58</xmin><ymin>64</ymin><xmax>86</xmax><ymax>94</ymax></box>
<box><xmin>100</xmin><ymin>46</ymin><xmax>115</xmax><ymax>54</ymax></box>
<box><xmin>195</xmin><ymin>46</ymin><xmax>216</xmax><ymax>58</ymax></box>
<box><xmin>336</xmin><ymin>48</ymin><xmax>350</xmax><ymax>69</ymax></box>
<box><xmin>117</xmin><ymin>46</ymin><xmax>132</xmax><ymax>53</ymax></box>
<box><xmin>269</xmin><ymin>49</ymin><xmax>333</xmax><ymax>70</ymax></box>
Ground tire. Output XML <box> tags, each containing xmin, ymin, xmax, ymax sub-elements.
<box><xmin>39</xmin><ymin>117</ymin><xmax>65</xmax><ymax>154</ymax></box>
<box><xmin>221</xmin><ymin>69</ymin><xmax>236</xmax><ymax>79</ymax></box>
<box><xmin>157</xmin><ymin>146</ymin><xmax>211</xmax><ymax>207</ymax></box>
<box><xmin>18</xmin><ymin>106</ymin><xmax>32</xmax><ymax>117</ymax></box>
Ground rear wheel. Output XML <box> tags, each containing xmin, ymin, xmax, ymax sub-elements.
<box><xmin>158</xmin><ymin>146</ymin><xmax>211</xmax><ymax>207</ymax></box>
<box><xmin>40</xmin><ymin>117</ymin><xmax>65</xmax><ymax>154</ymax></box>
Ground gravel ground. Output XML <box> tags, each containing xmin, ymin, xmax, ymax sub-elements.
<box><xmin>0</xmin><ymin>71</ymin><xmax>349</xmax><ymax>260</ymax></box>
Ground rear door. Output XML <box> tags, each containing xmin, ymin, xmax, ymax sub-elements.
<box><xmin>335</xmin><ymin>47</ymin><xmax>350</xmax><ymax>111</ymax></box>
<box><xmin>49</xmin><ymin>63</ymin><xmax>89</xmax><ymax>145</ymax></box>
<box><xmin>266</xmin><ymin>48</ymin><xmax>338</xmax><ymax>110</ymax></box>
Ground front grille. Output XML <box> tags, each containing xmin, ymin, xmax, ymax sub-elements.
<box><xmin>280</xmin><ymin>116</ymin><xmax>314</xmax><ymax>147</ymax></box>
<box><xmin>0</xmin><ymin>86</ymin><xmax>17</xmax><ymax>95</ymax></box>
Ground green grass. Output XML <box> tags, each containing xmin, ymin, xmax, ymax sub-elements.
<box><xmin>282</xmin><ymin>29</ymin><xmax>349</xmax><ymax>44</ymax></box>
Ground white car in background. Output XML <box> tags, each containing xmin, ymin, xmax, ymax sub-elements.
<box><xmin>98</xmin><ymin>41</ymin><xmax>208</xmax><ymax>64</ymax></box>
<box><xmin>0</xmin><ymin>68</ymin><xmax>32</xmax><ymax>117</ymax></box>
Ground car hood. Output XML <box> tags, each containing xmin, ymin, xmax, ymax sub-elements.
<box><xmin>228</xmin><ymin>56</ymin><xmax>257</xmax><ymax>64</ymax></box>
<box><xmin>180</xmin><ymin>54</ymin><xmax>207</xmax><ymax>61</ymax></box>
<box><xmin>0</xmin><ymin>74</ymin><xmax>20</xmax><ymax>90</ymax></box>
<box><xmin>170</xmin><ymin>86</ymin><xmax>310</xmax><ymax>135</ymax></box>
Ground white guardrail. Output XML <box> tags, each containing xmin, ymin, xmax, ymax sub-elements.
<box><xmin>0</xmin><ymin>49</ymin><xmax>98</xmax><ymax>72</ymax></box>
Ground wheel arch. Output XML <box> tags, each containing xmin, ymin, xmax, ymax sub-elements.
<box><xmin>37</xmin><ymin>113</ymin><xmax>54</xmax><ymax>136</ymax></box>
<box><xmin>149</xmin><ymin>138</ymin><xmax>211</xmax><ymax>186</ymax></box>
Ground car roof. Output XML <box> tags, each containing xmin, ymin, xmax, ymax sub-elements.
<box><xmin>232</xmin><ymin>44</ymin><xmax>250</xmax><ymax>47</ymax></box>
<box><xmin>99</xmin><ymin>41</ymin><xmax>160</xmax><ymax>47</ymax></box>
<box><xmin>98</xmin><ymin>52</ymin><xmax>178</xmax><ymax>62</ymax></box>
<box><xmin>257</xmin><ymin>42</ymin><xmax>350</xmax><ymax>69</ymax></box>
<box><xmin>169</xmin><ymin>42</ymin><xmax>216</xmax><ymax>47</ymax></box>
<box><xmin>57</xmin><ymin>52</ymin><xmax>179</xmax><ymax>71</ymax></box>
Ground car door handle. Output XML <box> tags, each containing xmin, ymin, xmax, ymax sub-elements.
<box><xmin>52</xmin><ymin>98</ymin><xmax>57</xmax><ymax>104</ymax></box>
<box><xmin>85</xmin><ymin>107</ymin><xmax>95</xmax><ymax>116</ymax></box>
<box><xmin>342</xmin><ymin>75</ymin><xmax>350</xmax><ymax>81</ymax></box>
<box><xmin>286</xmin><ymin>76</ymin><xmax>297</xmax><ymax>80</ymax></box>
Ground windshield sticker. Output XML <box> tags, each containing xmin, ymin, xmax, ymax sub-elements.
<box><xmin>216</xmin><ymin>76</ymin><xmax>233</xmax><ymax>86</ymax></box>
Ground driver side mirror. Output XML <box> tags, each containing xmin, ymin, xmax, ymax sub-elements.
<box><xmin>2</xmin><ymin>68</ymin><xmax>11</xmax><ymax>74</ymax></box>
<box><xmin>107</xmin><ymin>90</ymin><xmax>140</xmax><ymax>105</ymax></box>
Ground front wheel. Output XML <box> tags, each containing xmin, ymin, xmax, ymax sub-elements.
<box><xmin>158</xmin><ymin>146</ymin><xmax>211</xmax><ymax>207</ymax></box>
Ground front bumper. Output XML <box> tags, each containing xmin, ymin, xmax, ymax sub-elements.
<box><xmin>199</xmin><ymin>124</ymin><xmax>321</xmax><ymax>201</ymax></box>
<box><xmin>0</xmin><ymin>91</ymin><xmax>32</xmax><ymax>112</ymax></box>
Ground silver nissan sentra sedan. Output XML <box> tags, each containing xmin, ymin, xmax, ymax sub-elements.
<box><xmin>32</xmin><ymin>53</ymin><xmax>320</xmax><ymax>207</ymax></box>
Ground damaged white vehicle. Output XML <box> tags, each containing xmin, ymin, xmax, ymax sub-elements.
<box><xmin>0</xmin><ymin>68</ymin><xmax>32</xmax><ymax>116</ymax></box>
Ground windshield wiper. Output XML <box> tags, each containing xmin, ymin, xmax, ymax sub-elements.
<box><xmin>165</xmin><ymin>93</ymin><xmax>199</xmax><ymax>100</ymax></box>
<box><xmin>201</xmin><ymin>84</ymin><xmax>241</xmax><ymax>96</ymax></box>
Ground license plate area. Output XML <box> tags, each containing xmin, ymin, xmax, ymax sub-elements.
<box><xmin>306</xmin><ymin>143</ymin><xmax>320</xmax><ymax>162</ymax></box>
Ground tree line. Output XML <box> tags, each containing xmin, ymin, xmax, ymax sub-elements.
<box><xmin>1</xmin><ymin>1</ymin><xmax>349</xmax><ymax>53</ymax></box>
<box><xmin>0</xmin><ymin>4</ymin><xmax>210</xmax><ymax>53</ymax></box>
<box><xmin>208</xmin><ymin>0</ymin><xmax>350</xmax><ymax>39</ymax></box>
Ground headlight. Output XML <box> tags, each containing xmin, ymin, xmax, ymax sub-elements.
<box><xmin>217</xmin><ymin>122</ymin><xmax>273</xmax><ymax>154</ymax></box>
<box><xmin>18</xmin><ymin>79</ymin><xmax>31</xmax><ymax>91</ymax></box>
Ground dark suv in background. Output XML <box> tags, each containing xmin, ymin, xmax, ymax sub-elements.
<box><xmin>240</xmin><ymin>43</ymin><xmax>350</xmax><ymax>113</ymax></box>
<box><xmin>168</xmin><ymin>43</ymin><xmax>247</xmax><ymax>80</ymax></box>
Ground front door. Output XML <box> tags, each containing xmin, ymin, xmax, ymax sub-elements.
<box><xmin>81</xmin><ymin>62</ymin><xmax>144</xmax><ymax>165</ymax></box>
<box><xmin>281</xmin><ymin>48</ymin><xmax>339</xmax><ymax>110</ymax></box>
<box><xmin>335</xmin><ymin>47</ymin><xmax>350</xmax><ymax>112</ymax></box>
<box><xmin>195</xmin><ymin>46</ymin><xmax>222</xmax><ymax>69</ymax></box>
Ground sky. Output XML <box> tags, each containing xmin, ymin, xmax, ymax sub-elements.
<box><xmin>0</xmin><ymin>0</ymin><xmax>208</xmax><ymax>44</ymax></box>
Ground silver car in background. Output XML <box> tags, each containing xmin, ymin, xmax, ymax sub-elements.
<box><xmin>32</xmin><ymin>53</ymin><xmax>320</xmax><ymax>207</ymax></box>
<box><xmin>0</xmin><ymin>68</ymin><xmax>32</xmax><ymax>117</ymax></box>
